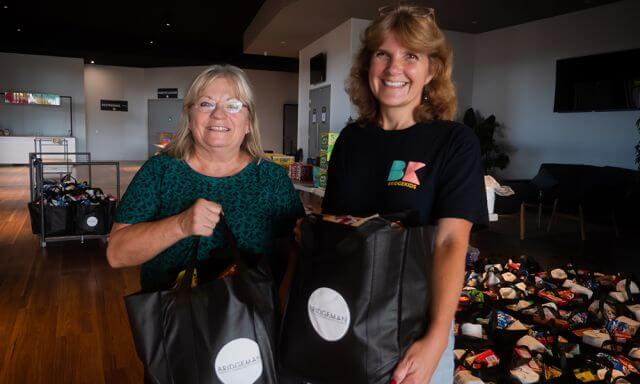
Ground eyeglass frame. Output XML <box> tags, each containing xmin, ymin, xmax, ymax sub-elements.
<box><xmin>191</xmin><ymin>98</ymin><xmax>248</xmax><ymax>115</ymax></box>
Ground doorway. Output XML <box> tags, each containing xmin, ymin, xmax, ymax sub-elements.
<box><xmin>148</xmin><ymin>99</ymin><xmax>183</xmax><ymax>158</ymax></box>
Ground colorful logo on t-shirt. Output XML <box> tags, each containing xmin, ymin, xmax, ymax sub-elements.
<box><xmin>387</xmin><ymin>160</ymin><xmax>426</xmax><ymax>190</ymax></box>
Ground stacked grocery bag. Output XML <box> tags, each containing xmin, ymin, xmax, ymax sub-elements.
<box><xmin>28</xmin><ymin>174</ymin><xmax>117</xmax><ymax>236</ymax></box>
<box><xmin>454</xmin><ymin>254</ymin><xmax>640</xmax><ymax>383</ymax></box>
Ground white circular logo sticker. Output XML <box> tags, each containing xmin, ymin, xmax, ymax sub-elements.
<box><xmin>308</xmin><ymin>287</ymin><xmax>351</xmax><ymax>341</ymax></box>
<box><xmin>214</xmin><ymin>338</ymin><xmax>263</xmax><ymax>384</ymax></box>
<box><xmin>86</xmin><ymin>216</ymin><xmax>98</xmax><ymax>227</ymax></box>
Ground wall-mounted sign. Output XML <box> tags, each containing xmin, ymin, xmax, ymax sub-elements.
<box><xmin>3</xmin><ymin>91</ymin><xmax>60</xmax><ymax>106</ymax></box>
<box><xmin>158</xmin><ymin>88</ymin><xmax>178</xmax><ymax>99</ymax></box>
<box><xmin>100</xmin><ymin>100</ymin><xmax>128</xmax><ymax>112</ymax></box>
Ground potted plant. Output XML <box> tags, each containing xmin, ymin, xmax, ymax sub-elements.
<box><xmin>463</xmin><ymin>108</ymin><xmax>510</xmax><ymax>175</ymax></box>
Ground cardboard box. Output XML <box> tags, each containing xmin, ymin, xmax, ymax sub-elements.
<box><xmin>320</xmin><ymin>132</ymin><xmax>339</xmax><ymax>158</ymax></box>
<box><xmin>265</xmin><ymin>153</ymin><xmax>295</xmax><ymax>169</ymax></box>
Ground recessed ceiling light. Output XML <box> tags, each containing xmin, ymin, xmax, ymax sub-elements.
<box><xmin>3</xmin><ymin>5</ymin><xmax>8</xmax><ymax>9</ymax></box>
<box><xmin>165</xmin><ymin>23</ymin><xmax>171</xmax><ymax>27</ymax></box>
<box><xmin>149</xmin><ymin>40</ymin><xmax>154</xmax><ymax>44</ymax></box>
<box><xmin>16</xmin><ymin>28</ymin><xmax>21</xmax><ymax>32</ymax></box>
<box><xmin>90</xmin><ymin>60</ymin><xmax>95</xmax><ymax>64</ymax></box>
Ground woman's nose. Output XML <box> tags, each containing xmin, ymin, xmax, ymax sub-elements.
<box><xmin>385</xmin><ymin>57</ymin><xmax>403</xmax><ymax>75</ymax></box>
<box><xmin>211</xmin><ymin>104</ymin><xmax>226</xmax><ymax>118</ymax></box>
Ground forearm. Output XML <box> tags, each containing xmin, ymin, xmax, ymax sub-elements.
<box><xmin>429</xmin><ymin>243</ymin><xmax>466</xmax><ymax>330</ymax></box>
<box><xmin>424</xmin><ymin>229</ymin><xmax>469</xmax><ymax>348</ymax></box>
<box><xmin>107</xmin><ymin>215</ymin><xmax>186</xmax><ymax>268</ymax></box>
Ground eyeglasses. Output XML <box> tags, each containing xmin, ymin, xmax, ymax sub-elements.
<box><xmin>193</xmin><ymin>98</ymin><xmax>246</xmax><ymax>114</ymax></box>
<box><xmin>378</xmin><ymin>5</ymin><xmax>435</xmax><ymax>19</ymax></box>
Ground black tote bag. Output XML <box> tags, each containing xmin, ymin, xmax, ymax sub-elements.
<box><xmin>279</xmin><ymin>214</ymin><xmax>432</xmax><ymax>384</ymax></box>
<box><xmin>125</xmin><ymin>218</ymin><xmax>278</xmax><ymax>384</ymax></box>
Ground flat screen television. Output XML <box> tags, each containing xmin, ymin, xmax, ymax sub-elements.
<box><xmin>553</xmin><ymin>48</ymin><xmax>640</xmax><ymax>112</ymax></box>
<box><xmin>310</xmin><ymin>53</ymin><xmax>326</xmax><ymax>85</ymax></box>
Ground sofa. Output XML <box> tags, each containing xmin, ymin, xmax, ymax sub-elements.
<box><xmin>494</xmin><ymin>163</ymin><xmax>639</xmax><ymax>240</ymax></box>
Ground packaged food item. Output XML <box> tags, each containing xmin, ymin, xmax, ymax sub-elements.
<box><xmin>502</xmin><ymin>272</ymin><xmax>517</xmax><ymax>282</ymax></box>
<box><xmin>563</xmin><ymin>279</ymin><xmax>594</xmax><ymax>299</ymax></box>
<box><xmin>508</xmin><ymin>300</ymin><xmax>534</xmax><ymax>312</ymax></box>
<box><xmin>461</xmin><ymin>323</ymin><xmax>483</xmax><ymax>338</ymax></box>
<box><xmin>217</xmin><ymin>264</ymin><xmax>239</xmax><ymax>279</ymax></box>
<box><xmin>454</xmin><ymin>369</ymin><xmax>485</xmax><ymax>384</ymax></box>
<box><xmin>550</xmin><ymin>268</ymin><xmax>568</xmax><ymax>280</ymax></box>
<box><xmin>578</xmin><ymin>328</ymin><xmax>611</xmax><ymax>348</ymax></box>
<box><xmin>537</xmin><ymin>289</ymin><xmax>574</xmax><ymax>306</ymax></box>
<box><xmin>516</xmin><ymin>335</ymin><xmax>548</xmax><ymax>354</ymax></box>
<box><xmin>574</xmin><ymin>368</ymin><xmax>599</xmax><ymax>382</ymax></box>
<box><xmin>544</xmin><ymin>365</ymin><xmax>562</xmax><ymax>380</ymax></box>
<box><xmin>627</xmin><ymin>304</ymin><xmax>640</xmax><ymax>321</ymax></box>
<box><xmin>588</xmin><ymin>300</ymin><xmax>617</xmax><ymax>321</ymax></box>
<box><xmin>468</xmin><ymin>349</ymin><xmax>500</xmax><ymax>368</ymax></box>
<box><xmin>616</xmin><ymin>279</ymin><xmax>640</xmax><ymax>295</ymax></box>
<box><xmin>510</xmin><ymin>364</ymin><xmax>540</xmax><ymax>383</ymax></box>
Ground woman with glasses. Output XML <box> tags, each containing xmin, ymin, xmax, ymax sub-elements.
<box><xmin>107</xmin><ymin>65</ymin><xmax>303</xmax><ymax>295</ymax></box>
<box><xmin>321</xmin><ymin>5</ymin><xmax>488</xmax><ymax>383</ymax></box>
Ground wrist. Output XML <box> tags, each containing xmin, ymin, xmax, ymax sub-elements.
<box><xmin>170</xmin><ymin>213</ymin><xmax>188</xmax><ymax>240</ymax></box>
<box><xmin>420</xmin><ymin>326</ymin><xmax>450</xmax><ymax>351</ymax></box>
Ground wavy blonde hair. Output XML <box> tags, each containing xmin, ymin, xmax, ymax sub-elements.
<box><xmin>163</xmin><ymin>65</ymin><xmax>265</xmax><ymax>160</ymax></box>
<box><xmin>346</xmin><ymin>4</ymin><xmax>457</xmax><ymax>124</ymax></box>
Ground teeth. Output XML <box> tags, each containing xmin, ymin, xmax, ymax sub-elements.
<box><xmin>207</xmin><ymin>126</ymin><xmax>229</xmax><ymax>132</ymax></box>
<box><xmin>383</xmin><ymin>80</ymin><xmax>407</xmax><ymax>88</ymax></box>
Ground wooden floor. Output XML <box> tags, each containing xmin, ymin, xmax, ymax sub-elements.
<box><xmin>0</xmin><ymin>164</ymin><xmax>143</xmax><ymax>384</ymax></box>
<box><xmin>0</xmin><ymin>163</ymin><xmax>637</xmax><ymax>383</ymax></box>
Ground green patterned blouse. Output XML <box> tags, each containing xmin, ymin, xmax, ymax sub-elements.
<box><xmin>115</xmin><ymin>154</ymin><xmax>304</xmax><ymax>291</ymax></box>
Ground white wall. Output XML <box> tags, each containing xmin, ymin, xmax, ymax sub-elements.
<box><xmin>83</xmin><ymin>66</ymin><xmax>297</xmax><ymax>160</ymax></box>
<box><xmin>297</xmin><ymin>18</ymin><xmax>476</xmax><ymax>157</ymax></box>
<box><xmin>298</xmin><ymin>18</ymin><xmax>358</xmax><ymax>158</ymax></box>
<box><xmin>471</xmin><ymin>0</ymin><xmax>640</xmax><ymax>178</ymax></box>
<box><xmin>84</xmin><ymin>65</ymin><xmax>147</xmax><ymax>160</ymax></box>
<box><xmin>447</xmin><ymin>31</ymin><xmax>476</xmax><ymax>118</ymax></box>
<box><xmin>0</xmin><ymin>52</ymin><xmax>86</xmax><ymax>151</ymax></box>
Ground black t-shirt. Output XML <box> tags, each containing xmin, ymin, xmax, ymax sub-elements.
<box><xmin>322</xmin><ymin>121</ymin><xmax>488</xmax><ymax>227</ymax></box>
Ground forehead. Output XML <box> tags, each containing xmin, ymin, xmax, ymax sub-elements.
<box><xmin>376</xmin><ymin>32</ymin><xmax>425</xmax><ymax>54</ymax></box>
<box><xmin>198</xmin><ymin>77</ymin><xmax>239</xmax><ymax>99</ymax></box>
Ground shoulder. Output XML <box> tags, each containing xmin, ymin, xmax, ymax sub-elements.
<box><xmin>141</xmin><ymin>153</ymin><xmax>181</xmax><ymax>172</ymax></box>
<box><xmin>335</xmin><ymin>122</ymin><xmax>372</xmax><ymax>141</ymax></box>
<box><xmin>421</xmin><ymin>120</ymin><xmax>479</xmax><ymax>148</ymax></box>
<box><xmin>256</xmin><ymin>159</ymin><xmax>288</xmax><ymax>178</ymax></box>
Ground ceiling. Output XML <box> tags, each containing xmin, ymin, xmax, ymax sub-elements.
<box><xmin>0</xmin><ymin>0</ymin><xmax>623</xmax><ymax>68</ymax></box>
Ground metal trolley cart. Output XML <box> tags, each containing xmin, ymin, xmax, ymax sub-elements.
<box><xmin>29</xmin><ymin>153</ymin><xmax>120</xmax><ymax>247</ymax></box>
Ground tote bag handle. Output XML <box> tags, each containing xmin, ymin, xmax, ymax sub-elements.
<box><xmin>178</xmin><ymin>215</ymin><xmax>248</xmax><ymax>291</ymax></box>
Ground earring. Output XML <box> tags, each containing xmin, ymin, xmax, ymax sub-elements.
<box><xmin>422</xmin><ymin>87</ymin><xmax>429</xmax><ymax>103</ymax></box>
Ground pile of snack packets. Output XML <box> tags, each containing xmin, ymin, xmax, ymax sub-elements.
<box><xmin>35</xmin><ymin>175</ymin><xmax>115</xmax><ymax>207</ymax></box>
<box><xmin>454</xmin><ymin>255</ymin><xmax>640</xmax><ymax>384</ymax></box>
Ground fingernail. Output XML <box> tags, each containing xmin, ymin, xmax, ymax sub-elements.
<box><xmin>390</xmin><ymin>380</ymin><xmax>397</xmax><ymax>384</ymax></box>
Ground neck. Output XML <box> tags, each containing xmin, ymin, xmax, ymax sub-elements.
<box><xmin>188</xmin><ymin>146</ymin><xmax>250</xmax><ymax>177</ymax></box>
<box><xmin>379</xmin><ymin>106</ymin><xmax>417</xmax><ymax>130</ymax></box>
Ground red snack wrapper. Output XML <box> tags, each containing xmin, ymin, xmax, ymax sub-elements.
<box><xmin>472</xmin><ymin>349</ymin><xmax>500</xmax><ymax>368</ymax></box>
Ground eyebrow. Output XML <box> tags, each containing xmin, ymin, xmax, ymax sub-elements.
<box><xmin>375</xmin><ymin>48</ymin><xmax>422</xmax><ymax>56</ymax></box>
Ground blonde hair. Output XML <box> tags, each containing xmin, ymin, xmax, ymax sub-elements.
<box><xmin>163</xmin><ymin>65</ymin><xmax>265</xmax><ymax>160</ymax></box>
<box><xmin>346</xmin><ymin>4</ymin><xmax>457</xmax><ymax>124</ymax></box>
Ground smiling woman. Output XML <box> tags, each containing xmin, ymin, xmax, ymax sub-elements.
<box><xmin>312</xmin><ymin>5</ymin><xmax>488</xmax><ymax>384</ymax></box>
<box><xmin>106</xmin><ymin>64</ymin><xmax>304</xmax><ymax>292</ymax></box>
